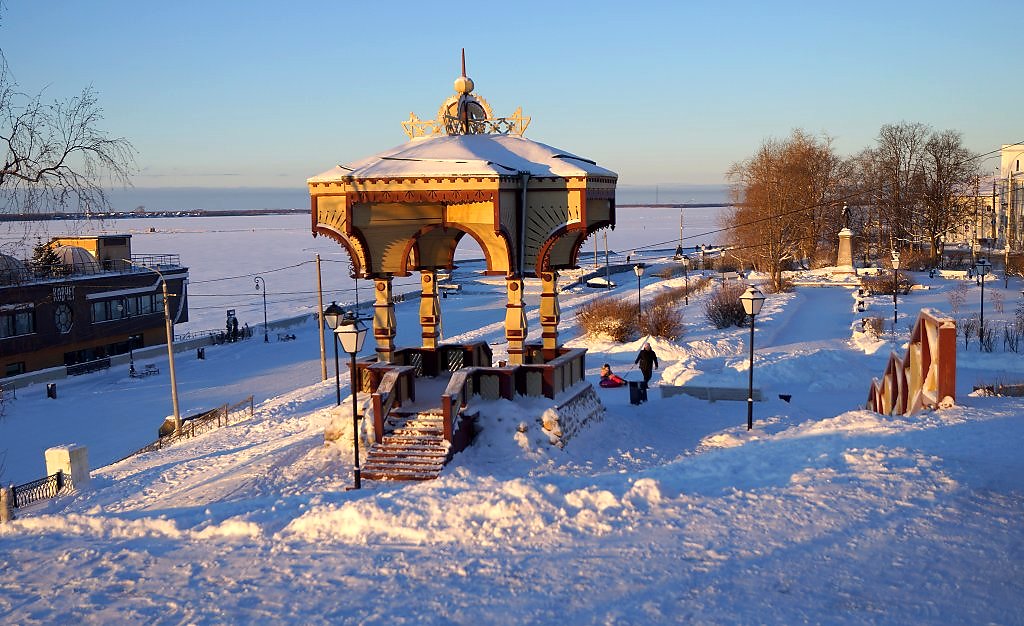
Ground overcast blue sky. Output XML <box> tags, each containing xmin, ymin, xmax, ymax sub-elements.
<box><xmin>2</xmin><ymin>0</ymin><xmax>1016</xmax><ymax>190</ymax></box>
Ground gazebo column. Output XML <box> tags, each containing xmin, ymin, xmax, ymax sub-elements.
<box><xmin>539</xmin><ymin>271</ymin><xmax>560</xmax><ymax>361</ymax></box>
<box><xmin>504</xmin><ymin>275</ymin><xmax>528</xmax><ymax>364</ymax></box>
<box><xmin>419</xmin><ymin>270</ymin><xmax>440</xmax><ymax>349</ymax></box>
<box><xmin>373</xmin><ymin>276</ymin><xmax>396</xmax><ymax>362</ymax></box>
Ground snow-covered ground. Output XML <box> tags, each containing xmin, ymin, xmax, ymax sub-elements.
<box><xmin>2</xmin><ymin>215</ymin><xmax>1024</xmax><ymax>624</ymax></box>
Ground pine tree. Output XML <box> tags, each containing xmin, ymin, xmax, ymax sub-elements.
<box><xmin>30</xmin><ymin>240</ymin><xmax>65</xmax><ymax>278</ymax></box>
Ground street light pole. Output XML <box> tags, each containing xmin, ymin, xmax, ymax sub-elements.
<box><xmin>254</xmin><ymin>276</ymin><xmax>268</xmax><ymax>343</ymax></box>
<box><xmin>336</xmin><ymin>311</ymin><xmax>368</xmax><ymax>490</ymax></box>
<box><xmin>740</xmin><ymin>287</ymin><xmax>766</xmax><ymax>431</ymax></box>
<box><xmin>977</xmin><ymin>258</ymin><xmax>992</xmax><ymax>343</ymax></box>
<box><xmin>634</xmin><ymin>263</ymin><xmax>645</xmax><ymax>331</ymax></box>
<box><xmin>891</xmin><ymin>251</ymin><xmax>901</xmax><ymax>341</ymax></box>
<box><xmin>124</xmin><ymin>259</ymin><xmax>181</xmax><ymax>435</ymax></box>
<box><xmin>682</xmin><ymin>256</ymin><xmax>690</xmax><ymax>305</ymax></box>
<box><xmin>323</xmin><ymin>301</ymin><xmax>345</xmax><ymax>406</ymax></box>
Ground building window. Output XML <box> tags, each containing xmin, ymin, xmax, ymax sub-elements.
<box><xmin>0</xmin><ymin>308</ymin><xmax>35</xmax><ymax>338</ymax></box>
<box><xmin>4</xmin><ymin>362</ymin><xmax>26</xmax><ymax>377</ymax></box>
<box><xmin>54</xmin><ymin>303</ymin><xmax>74</xmax><ymax>333</ymax></box>
<box><xmin>91</xmin><ymin>297</ymin><xmax>134</xmax><ymax>323</ymax></box>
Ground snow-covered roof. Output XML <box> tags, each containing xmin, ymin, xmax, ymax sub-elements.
<box><xmin>308</xmin><ymin>134</ymin><xmax>617</xmax><ymax>182</ymax></box>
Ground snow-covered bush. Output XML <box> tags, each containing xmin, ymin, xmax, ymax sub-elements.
<box><xmin>703</xmin><ymin>282</ymin><xmax>748</xmax><ymax>329</ymax></box>
<box><xmin>575</xmin><ymin>297</ymin><xmax>636</xmax><ymax>342</ymax></box>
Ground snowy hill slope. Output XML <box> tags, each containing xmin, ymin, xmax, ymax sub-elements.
<box><xmin>2</xmin><ymin>265</ymin><xmax>1024</xmax><ymax>624</ymax></box>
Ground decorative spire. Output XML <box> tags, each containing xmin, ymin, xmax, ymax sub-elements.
<box><xmin>453</xmin><ymin>48</ymin><xmax>474</xmax><ymax>95</ymax></box>
<box><xmin>400</xmin><ymin>50</ymin><xmax>530</xmax><ymax>139</ymax></box>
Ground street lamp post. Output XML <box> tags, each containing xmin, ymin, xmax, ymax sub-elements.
<box><xmin>323</xmin><ymin>301</ymin><xmax>345</xmax><ymax>406</ymax></box>
<box><xmin>634</xmin><ymin>263</ymin><xmax>645</xmax><ymax>331</ymax></box>
<box><xmin>739</xmin><ymin>286</ymin><xmax>766</xmax><ymax>431</ymax></box>
<box><xmin>681</xmin><ymin>256</ymin><xmax>690</xmax><ymax>305</ymax></box>
<box><xmin>976</xmin><ymin>258</ymin><xmax>992</xmax><ymax>343</ymax></box>
<box><xmin>891</xmin><ymin>251</ymin><xmax>901</xmax><ymax>341</ymax></box>
<box><xmin>254</xmin><ymin>276</ymin><xmax>268</xmax><ymax>343</ymax></box>
<box><xmin>336</xmin><ymin>311</ymin><xmax>368</xmax><ymax>490</ymax></box>
<box><xmin>124</xmin><ymin>259</ymin><xmax>181</xmax><ymax>435</ymax></box>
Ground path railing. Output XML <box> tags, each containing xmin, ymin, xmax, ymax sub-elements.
<box><xmin>119</xmin><ymin>395</ymin><xmax>255</xmax><ymax>460</ymax></box>
<box><xmin>11</xmin><ymin>470</ymin><xmax>68</xmax><ymax>509</ymax></box>
<box><xmin>868</xmin><ymin>309</ymin><xmax>956</xmax><ymax>416</ymax></box>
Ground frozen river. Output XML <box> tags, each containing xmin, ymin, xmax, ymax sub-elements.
<box><xmin>2</xmin><ymin>206</ymin><xmax>728</xmax><ymax>331</ymax></box>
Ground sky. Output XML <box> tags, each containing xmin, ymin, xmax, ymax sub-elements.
<box><xmin>1</xmin><ymin>0</ymin><xmax>1018</xmax><ymax>191</ymax></box>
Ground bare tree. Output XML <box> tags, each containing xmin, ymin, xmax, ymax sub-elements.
<box><xmin>1</xmin><ymin>51</ymin><xmax>135</xmax><ymax>224</ymax></box>
<box><xmin>855</xmin><ymin>122</ymin><xmax>931</xmax><ymax>256</ymax></box>
<box><xmin>919</xmin><ymin>130</ymin><xmax>980</xmax><ymax>262</ymax></box>
<box><xmin>725</xmin><ymin>129</ymin><xmax>843</xmax><ymax>290</ymax></box>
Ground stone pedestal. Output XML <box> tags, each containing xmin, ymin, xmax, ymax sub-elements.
<box><xmin>835</xmin><ymin>228</ymin><xmax>857</xmax><ymax>275</ymax></box>
<box><xmin>45</xmin><ymin>444</ymin><xmax>90</xmax><ymax>487</ymax></box>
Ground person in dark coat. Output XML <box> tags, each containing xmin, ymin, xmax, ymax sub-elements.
<box><xmin>634</xmin><ymin>342</ymin><xmax>659</xmax><ymax>386</ymax></box>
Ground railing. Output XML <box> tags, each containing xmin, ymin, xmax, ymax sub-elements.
<box><xmin>175</xmin><ymin>326</ymin><xmax>253</xmax><ymax>343</ymax></box>
<box><xmin>67</xmin><ymin>357</ymin><xmax>111</xmax><ymax>376</ymax></box>
<box><xmin>12</xmin><ymin>470</ymin><xmax>68</xmax><ymax>508</ymax></box>
<box><xmin>118</xmin><ymin>395</ymin><xmax>255</xmax><ymax>460</ymax></box>
<box><xmin>517</xmin><ymin>347</ymin><xmax>587</xmax><ymax>398</ymax></box>
<box><xmin>441</xmin><ymin>369</ymin><xmax>475</xmax><ymax>443</ymax></box>
<box><xmin>370</xmin><ymin>366</ymin><xmax>417</xmax><ymax>443</ymax></box>
<box><xmin>868</xmin><ymin>309</ymin><xmax>957</xmax><ymax>416</ymax></box>
<box><xmin>0</xmin><ymin>254</ymin><xmax>183</xmax><ymax>285</ymax></box>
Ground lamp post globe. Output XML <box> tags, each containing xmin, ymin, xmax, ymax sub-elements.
<box><xmin>739</xmin><ymin>286</ymin><xmax>765</xmax><ymax>431</ymax></box>
<box><xmin>335</xmin><ymin>311</ymin><xmax>368</xmax><ymax>490</ymax></box>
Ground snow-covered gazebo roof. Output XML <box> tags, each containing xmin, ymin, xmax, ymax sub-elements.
<box><xmin>308</xmin><ymin>134</ymin><xmax>616</xmax><ymax>182</ymax></box>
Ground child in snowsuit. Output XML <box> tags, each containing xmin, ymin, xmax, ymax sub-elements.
<box><xmin>599</xmin><ymin>363</ymin><xmax>626</xmax><ymax>388</ymax></box>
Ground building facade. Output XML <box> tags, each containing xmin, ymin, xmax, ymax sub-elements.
<box><xmin>0</xmin><ymin>235</ymin><xmax>188</xmax><ymax>377</ymax></box>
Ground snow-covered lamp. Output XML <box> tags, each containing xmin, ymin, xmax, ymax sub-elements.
<box><xmin>323</xmin><ymin>301</ymin><xmax>345</xmax><ymax>330</ymax></box>
<box><xmin>335</xmin><ymin>311</ymin><xmax>367</xmax><ymax>355</ymax></box>
<box><xmin>739</xmin><ymin>286</ymin><xmax>765</xmax><ymax>317</ymax></box>
<box><xmin>739</xmin><ymin>286</ymin><xmax>765</xmax><ymax>431</ymax></box>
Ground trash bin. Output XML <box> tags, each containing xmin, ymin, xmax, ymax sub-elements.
<box><xmin>628</xmin><ymin>380</ymin><xmax>647</xmax><ymax>405</ymax></box>
<box><xmin>46</xmin><ymin>383</ymin><xmax>57</xmax><ymax>399</ymax></box>
<box><xmin>197</xmin><ymin>347</ymin><xmax>206</xmax><ymax>360</ymax></box>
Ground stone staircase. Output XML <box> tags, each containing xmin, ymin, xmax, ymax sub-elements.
<box><xmin>362</xmin><ymin>410</ymin><xmax>451</xmax><ymax>481</ymax></box>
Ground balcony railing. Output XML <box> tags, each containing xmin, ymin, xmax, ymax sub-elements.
<box><xmin>0</xmin><ymin>254</ymin><xmax>183</xmax><ymax>286</ymax></box>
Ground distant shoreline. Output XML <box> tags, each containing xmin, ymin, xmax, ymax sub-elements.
<box><xmin>618</xmin><ymin>203</ymin><xmax>730</xmax><ymax>208</ymax></box>
<box><xmin>2</xmin><ymin>204</ymin><xmax>730</xmax><ymax>222</ymax></box>
<box><xmin>0</xmin><ymin>208</ymin><xmax>308</xmax><ymax>222</ymax></box>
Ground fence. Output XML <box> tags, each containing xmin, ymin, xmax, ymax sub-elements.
<box><xmin>867</xmin><ymin>309</ymin><xmax>956</xmax><ymax>416</ymax></box>
<box><xmin>66</xmin><ymin>357</ymin><xmax>112</xmax><ymax>377</ymax></box>
<box><xmin>119</xmin><ymin>395</ymin><xmax>255</xmax><ymax>460</ymax></box>
<box><xmin>11</xmin><ymin>470</ymin><xmax>68</xmax><ymax>509</ymax></box>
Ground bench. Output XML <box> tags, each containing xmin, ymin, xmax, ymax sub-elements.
<box><xmin>131</xmin><ymin>364</ymin><xmax>160</xmax><ymax>378</ymax></box>
<box><xmin>659</xmin><ymin>384</ymin><xmax>762</xmax><ymax>402</ymax></box>
<box><xmin>277</xmin><ymin>333</ymin><xmax>297</xmax><ymax>342</ymax></box>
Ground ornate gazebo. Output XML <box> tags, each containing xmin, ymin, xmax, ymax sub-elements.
<box><xmin>308</xmin><ymin>57</ymin><xmax>617</xmax><ymax>366</ymax></box>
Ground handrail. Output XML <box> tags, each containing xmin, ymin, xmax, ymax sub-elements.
<box><xmin>370</xmin><ymin>365</ymin><xmax>417</xmax><ymax>443</ymax></box>
<box><xmin>868</xmin><ymin>308</ymin><xmax>956</xmax><ymax>415</ymax></box>
<box><xmin>441</xmin><ymin>368</ymin><xmax>476</xmax><ymax>443</ymax></box>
